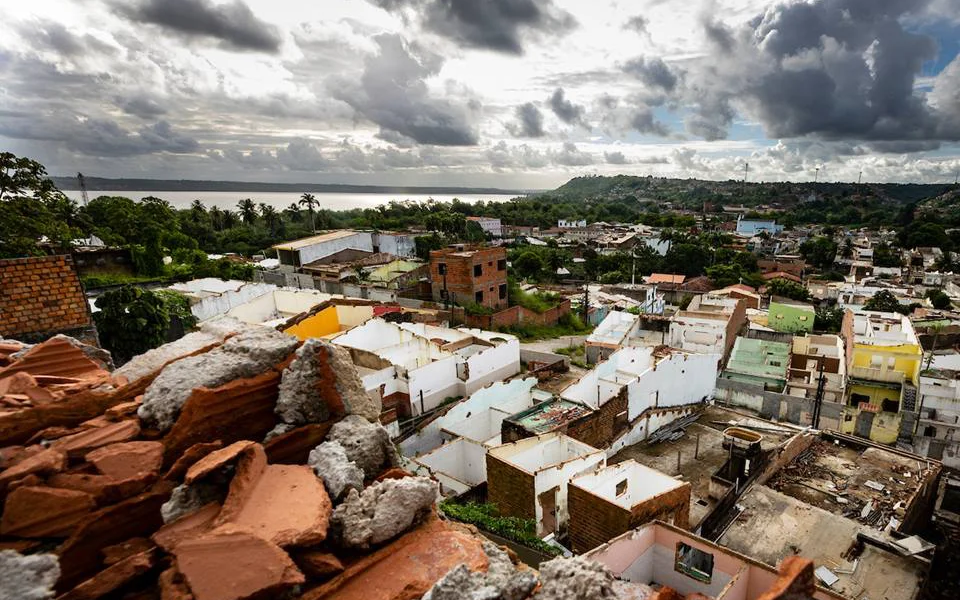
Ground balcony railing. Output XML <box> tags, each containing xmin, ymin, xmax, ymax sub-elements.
<box><xmin>849</xmin><ymin>365</ymin><xmax>905</xmax><ymax>384</ymax></box>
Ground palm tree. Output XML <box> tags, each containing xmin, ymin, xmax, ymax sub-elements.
<box><xmin>221</xmin><ymin>210</ymin><xmax>239</xmax><ymax>229</ymax></box>
<box><xmin>209</xmin><ymin>206</ymin><xmax>224</xmax><ymax>231</ymax></box>
<box><xmin>260</xmin><ymin>204</ymin><xmax>280</xmax><ymax>237</ymax></box>
<box><xmin>237</xmin><ymin>198</ymin><xmax>258</xmax><ymax>225</ymax></box>
<box><xmin>285</xmin><ymin>203</ymin><xmax>302</xmax><ymax>223</ymax></box>
<box><xmin>299</xmin><ymin>193</ymin><xmax>318</xmax><ymax>232</ymax></box>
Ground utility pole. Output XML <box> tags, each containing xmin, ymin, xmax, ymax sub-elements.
<box><xmin>858</xmin><ymin>171</ymin><xmax>862</xmax><ymax>186</ymax></box>
<box><xmin>582</xmin><ymin>280</ymin><xmax>590</xmax><ymax>324</ymax></box>
<box><xmin>77</xmin><ymin>173</ymin><xmax>89</xmax><ymax>207</ymax></box>
<box><xmin>812</xmin><ymin>360</ymin><xmax>826</xmax><ymax>430</ymax></box>
<box><xmin>742</xmin><ymin>162</ymin><xmax>749</xmax><ymax>198</ymax></box>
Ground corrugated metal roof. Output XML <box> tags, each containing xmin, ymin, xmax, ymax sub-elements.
<box><xmin>272</xmin><ymin>230</ymin><xmax>361</xmax><ymax>251</ymax></box>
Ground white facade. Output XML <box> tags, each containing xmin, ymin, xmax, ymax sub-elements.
<box><xmin>561</xmin><ymin>347</ymin><xmax>719</xmax><ymax>455</ymax></box>
<box><xmin>489</xmin><ymin>433</ymin><xmax>606</xmax><ymax>536</ymax></box>
<box><xmin>668</xmin><ymin>315</ymin><xmax>728</xmax><ymax>356</ymax></box>
<box><xmin>275</xmin><ymin>230</ymin><xmax>416</xmax><ymax>269</ymax></box>
<box><xmin>223</xmin><ymin>288</ymin><xmax>336</xmax><ymax>325</ymax></box>
<box><xmin>467</xmin><ymin>217</ymin><xmax>503</xmax><ymax>237</ymax></box>
<box><xmin>168</xmin><ymin>279</ymin><xmax>277</xmax><ymax>322</ymax></box>
<box><xmin>559</xmin><ymin>219</ymin><xmax>587</xmax><ymax>228</ymax></box>
<box><xmin>915</xmin><ymin>371</ymin><xmax>960</xmax><ymax>469</ymax></box>
<box><xmin>334</xmin><ymin>318</ymin><xmax>520</xmax><ymax>416</ymax></box>
<box><xmin>407</xmin><ymin>437</ymin><xmax>487</xmax><ymax>496</ymax></box>
<box><xmin>400</xmin><ymin>378</ymin><xmax>547</xmax><ymax>457</ymax></box>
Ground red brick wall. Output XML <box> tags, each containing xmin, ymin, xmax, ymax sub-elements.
<box><xmin>462</xmin><ymin>299</ymin><xmax>572</xmax><ymax>330</ymax></box>
<box><xmin>0</xmin><ymin>255</ymin><xmax>92</xmax><ymax>339</ymax></box>
<box><xmin>430</xmin><ymin>247</ymin><xmax>508</xmax><ymax>310</ymax></box>
<box><xmin>566</xmin><ymin>389</ymin><xmax>628</xmax><ymax>449</ymax></box>
<box><xmin>486</xmin><ymin>454</ymin><xmax>535</xmax><ymax>520</ymax></box>
<box><xmin>568</xmin><ymin>481</ymin><xmax>692</xmax><ymax>553</ymax></box>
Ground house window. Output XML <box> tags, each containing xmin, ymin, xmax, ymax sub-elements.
<box><xmin>924</xmin><ymin>425</ymin><xmax>938</xmax><ymax>437</ymax></box>
<box><xmin>616</xmin><ymin>479</ymin><xmax>628</xmax><ymax>496</ymax></box>
<box><xmin>438</xmin><ymin>263</ymin><xmax>447</xmax><ymax>275</ymax></box>
<box><xmin>475</xmin><ymin>291</ymin><xmax>484</xmax><ymax>303</ymax></box>
<box><xmin>676</xmin><ymin>543</ymin><xmax>713</xmax><ymax>583</ymax></box>
<box><xmin>497</xmin><ymin>259</ymin><xmax>507</xmax><ymax>271</ymax></box>
<box><xmin>881</xmin><ymin>398</ymin><xmax>899</xmax><ymax>413</ymax></box>
<box><xmin>499</xmin><ymin>284</ymin><xmax>507</xmax><ymax>300</ymax></box>
<box><xmin>474</xmin><ymin>264</ymin><xmax>483</xmax><ymax>277</ymax></box>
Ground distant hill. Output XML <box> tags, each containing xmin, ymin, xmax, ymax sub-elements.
<box><xmin>53</xmin><ymin>176</ymin><xmax>534</xmax><ymax>196</ymax></box>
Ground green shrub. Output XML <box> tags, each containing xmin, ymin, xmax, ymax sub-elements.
<box><xmin>439</xmin><ymin>501</ymin><xmax>561</xmax><ymax>556</ymax></box>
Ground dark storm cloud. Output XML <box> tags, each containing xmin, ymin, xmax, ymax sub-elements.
<box><xmin>509</xmin><ymin>102</ymin><xmax>545</xmax><ymax>137</ymax></box>
<box><xmin>622</xmin><ymin>57</ymin><xmax>678</xmax><ymax>92</ymax></box>
<box><xmin>630</xmin><ymin>108</ymin><xmax>670</xmax><ymax>137</ymax></box>
<box><xmin>121</xmin><ymin>96</ymin><xmax>168</xmax><ymax>119</ymax></box>
<box><xmin>551</xmin><ymin>141</ymin><xmax>593</xmax><ymax>166</ymax></box>
<box><xmin>27</xmin><ymin>20</ymin><xmax>117</xmax><ymax>57</ymax></box>
<box><xmin>332</xmin><ymin>34</ymin><xmax>479</xmax><ymax>146</ymax></box>
<box><xmin>116</xmin><ymin>0</ymin><xmax>282</xmax><ymax>52</ymax></box>
<box><xmin>674</xmin><ymin>0</ymin><xmax>960</xmax><ymax>144</ymax></box>
<box><xmin>548</xmin><ymin>88</ymin><xmax>585</xmax><ymax>126</ymax></box>
<box><xmin>604</xmin><ymin>150</ymin><xmax>628</xmax><ymax>164</ymax></box>
<box><xmin>0</xmin><ymin>114</ymin><xmax>198</xmax><ymax>157</ymax></box>
<box><xmin>371</xmin><ymin>0</ymin><xmax>576</xmax><ymax>55</ymax></box>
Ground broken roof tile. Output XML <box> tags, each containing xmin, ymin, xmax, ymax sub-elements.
<box><xmin>298</xmin><ymin>516</ymin><xmax>487</xmax><ymax>600</ymax></box>
<box><xmin>165</xmin><ymin>441</ymin><xmax>224</xmax><ymax>482</ymax></box>
<box><xmin>47</xmin><ymin>472</ymin><xmax>154</xmax><ymax>505</ymax></box>
<box><xmin>51</xmin><ymin>420</ymin><xmax>141</xmax><ymax>459</ymax></box>
<box><xmin>0</xmin><ymin>336</ymin><xmax>107</xmax><ymax>381</ymax></box>
<box><xmin>57</xmin><ymin>548</ymin><xmax>158</xmax><ymax>600</ymax></box>
<box><xmin>293</xmin><ymin>551</ymin><xmax>344</xmax><ymax>580</ymax></box>
<box><xmin>183</xmin><ymin>441</ymin><xmax>254</xmax><ymax>485</ymax></box>
<box><xmin>263</xmin><ymin>422</ymin><xmax>332</xmax><ymax>465</ymax></box>
<box><xmin>152</xmin><ymin>502</ymin><xmax>222</xmax><ymax>553</ymax></box>
<box><xmin>216</xmin><ymin>462</ymin><xmax>331</xmax><ymax>548</ymax></box>
<box><xmin>158</xmin><ymin>567</ymin><xmax>195</xmax><ymax>600</ymax></box>
<box><xmin>101</xmin><ymin>537</ymin><xmax>154</xmax><ymax>566</ymax></box>
<box><xmin>0</xmin><ymin>485</ymin><xmax>96</xmax><ymax>537</ymax></box>
<box><xmin>87</xmin><ymin>441</ymin><xmax>164</xmax><ymax>481</ymax></box>
<box><xmin>173</xmin><ymin>525</ymin><xmax>305</xmax><ymax>600</ymax></box>
<box><xmin>0</xmin><ymin>447</ymin><xmax>65</xmax><ymax>487</ymax></box>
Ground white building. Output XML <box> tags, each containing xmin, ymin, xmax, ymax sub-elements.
<box><xmin>558</xmin><ymin>219</ymin><xmax>587</xmax><ymax>229</ymax></box>
<box><xmin>273</xmin><ymin>230</ymin><xmax>416</xmax><ymax>271</ymax></box>
<box><xmin>560</xmin><ymin>346</ymin><xmax>720</xmax><ymax>456</ymax></box>
<box><xmin>487</xmin><ymin>432</ymin><xmax>606</xmax><ymax>536</ymax></box>
<box><xmin>401</xmin><ymin>378</ymin><xmax>550</xmax><ymax>495</ymax></box>
<box><xmin>222</xmin><ymin>288</ymin><xmax>338</xmax><ymax>327</ymax></box>
<box><xmin>466</xmin><ymin>216</ymin><xmax>503</xmax><ymax>238</ymax></box>
<box><xmin>668</xmin><ymin>295</ymin><xmax>746</xmax><ymax>361</ymax></box>
<box><xmin>168</xmin><ymin>279</ymin><xmax>277</xmax><ymax>322</ymax></box>
<box><xmin>913</xmin><ymin>369</ymin><xmax>960</xmax><ymax>469</ymax></box>
<box><xmin>332</xmin><ymin>318</ymin><xmax>520</xmax><ymax>417</ymax></box>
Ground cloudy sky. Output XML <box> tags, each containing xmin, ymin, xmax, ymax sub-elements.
<box><xmin>1</xmin><ymin>0</ymin><xmax>959</xmax><ymax>188</ymax></box>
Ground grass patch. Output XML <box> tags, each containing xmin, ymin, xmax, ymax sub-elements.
<box><xmin>497</xmin><ymin>312</ymin><xmax>592</xmax><ymax>342</ymax></box>
<box><xmin>555</xmin><ymin>343</ymin><xmax>589</xmax><ymax>368</ymax></box>
<box><xmin>81</xmin><ymin>273</ymin><xmax>164</xmax><ymax>288</ymax></box>
<box><xmin>439</xmin><ymin>500</ymin><xmax>561</xmax><ymax>556</ymax></box>
<box><xmin>508</xmin><ymin>280</ymin><xmax>563</xmax><ymax>314</ymax></box>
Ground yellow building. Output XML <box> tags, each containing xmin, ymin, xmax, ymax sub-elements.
<box><xmin>840</xmin><ymin>311</ymin><xmax>922</xmax><ymax>444</ymax></box>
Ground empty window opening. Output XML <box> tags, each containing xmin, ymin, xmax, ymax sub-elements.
<box><xmin>474</xmin><ymin>264</ymin><xmax>482</xmax><ymax>277</ymax></box>
<box><xmin>616</xmin><ymin>479</ymin><xmax>628</xmax><ymax>496</ymax></box>
<box><xmin>675</xmin><ymin>543</ymin><xmax>713</xmax><ymax>583</ymax></box>
<box><xmin>475</xmin><ymin>291</ymin><xmax>484</xmax><ymax>303</ymax></box>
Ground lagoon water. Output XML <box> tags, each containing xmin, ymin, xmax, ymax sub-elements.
<box><xmin>63</xmin><ymin>190</ymin><xmax>522</xmax><ymax>212</ymax></box>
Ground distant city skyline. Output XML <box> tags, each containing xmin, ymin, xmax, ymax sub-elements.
<box><xmin>1</xmin><ymin>0</ymin><xmax>959</xmax><ymax>187</ymax></box>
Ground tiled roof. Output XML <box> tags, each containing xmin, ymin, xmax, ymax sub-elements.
<box><xmin>0</xmin><ymin>256</ymin><xmax>91</xmax><ymax>339</ymax></box>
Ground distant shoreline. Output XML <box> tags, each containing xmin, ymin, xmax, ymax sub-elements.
<box><xmin>53</xmin><ymin>176</ymin><xmax>537</xmax><ymax>196</ymax></box>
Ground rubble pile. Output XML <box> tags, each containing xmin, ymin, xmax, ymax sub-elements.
<box><xmin>0</xmin><ymin>324</ymin><xmax>567</xmax><ymax>600</ymax></box>
<box><xmin>0</xmin><ymin>324</ymin><xmax>825</xmax><ymax>600</ymax></box>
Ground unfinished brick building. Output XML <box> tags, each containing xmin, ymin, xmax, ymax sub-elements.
<box><xmin>430</xmin><ymin>245</ymin><xmax>508</xmax><ymax>310</ymax></box>
<box><xmin>567</xmin><ymin>460</ymin><xmax>691</xmax><ymax>553</ymax></box>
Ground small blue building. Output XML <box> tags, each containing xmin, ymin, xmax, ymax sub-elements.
<box><xmin>736</xmin><ymin>215</ymin><xmax>783</xmax><ymax>236</ymax></box>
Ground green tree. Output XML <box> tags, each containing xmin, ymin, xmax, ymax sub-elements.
<box><xmin>927</xmin><ymin>289</ymin><xmax>953</xmax><ymax>310</ymax></box>
<box><xmin>284</xmin><ymin>203</ymin><xmax>303</xmax><ymax>222</ymax></box>
<box><xmin>512</xmin><ymin>251</ymin><xmax>545</xmax><ymax>279</ymax></box>
<box><xmin>0</xmin><ymin>153</ymin><xmax>78</xmax><ymax>257</ymax></box>
<box><xmin>237</xmin><ymin>198</ymin><xmax>258</xmax><ymax>225</ymax></box>
<box><xmin>864</xmin><ymin>290</ymin><xmax>906</xmax><ymax>313</ymax></box>
<box><xmin>299</xmin><ymin>193</ymin><xmax>319</xmax><ymax>232</ymax></box>
<box><xmin>799</xmin><ymin>236</ymin><xmax>838</xmax><ymax>269</ymax></box>
<box><xmin>815</xmin><ymin>306</ymin><xmax>844</xmax><ymax>333</ymax></box>
<box><xmin>94</xmin><ymin>286</ymin><xmax>172</xmax><ymax>365</ymax></box>
<box><xmin>767</xmin><ymin>278</ymin><xmax>811</xmax><ymax>302</ymax></box>
<box><xmin>260</xmin><ymin>204</ymin><xmax>281</xmax><ymax>237</ymax></box>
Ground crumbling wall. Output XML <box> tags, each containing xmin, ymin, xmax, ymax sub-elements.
<box><xmin>139</xmin><ymin>328</ymin><xmax>300</xmax><ymax>432</ymax></box>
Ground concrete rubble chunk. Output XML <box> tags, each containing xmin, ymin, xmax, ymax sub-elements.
<box><xmin>173</xmin><ymin>525</ymin><xmax>305</xmax><ymax>600</ymax></box>
<box><xmin>275</xmin><ymin>339</ymin><xmax>380</xmax><ymax>430</ymax></box>
<box><xmin>423</xmin><ymin>541</ymin><xmax>537</xmax><ymax>600</ymax></box>
<box><xmin>138</xmin><ymin>328</ymin><xmax>299</xmax><ymax>432</ymax></box>
<box><xmin>326</xmin><ymin>415</ymin><xmax>400</xmax><ymax>477</ymax></box>
<box><xmin>331</xmin><ymin>476</ymin><xmax>438</xmax><ymax>549</ymax></box>
<box><xmin>86</xmin><ymin>441</ymin><xmax>164</xmax><ymax>481</ymax></box>
<box><xmin>0</xmin><ymin>550</ymin><xmax>60</xmax><ymax>600</ymax></box>
<box><xmin>161</xmin><ymin>482</ymin><xmax>226</xmax><ymax>525</ymax></box>
<box><xmin>308</xmin><ymin>441</ymin><xmax>364</xmax><ymax>502</ymax></box>
<box><xmin>535</xmin><ymin>556</ymin><xmax>645</xmax><ymax>600</ymax></box>
<box><xmin>113</xmin><ymin>318</ymin><xmax>249</xmax><ymax>385</ymax></box>
<box><xmin>0</xmin><ymin>486</ymin><xmax>96</xmax><ymax>538</ymax></box>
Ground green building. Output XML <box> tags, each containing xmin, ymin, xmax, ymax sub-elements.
<box><xmin>721</xmin><ymin>336</ymin><xmax>791</xmax><ymax>391</ymax></box>
<box><xmin>768</xmin><ymin>297</ymin><xmax>815</xmax><ymax>333</ymax></box>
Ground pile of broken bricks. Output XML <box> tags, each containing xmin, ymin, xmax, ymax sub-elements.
<box><xmin>0</xmin><ymin>319</ymin><xmax>814</xmax><ymax>600</ymax></box>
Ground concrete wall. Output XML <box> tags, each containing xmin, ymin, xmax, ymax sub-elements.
<box><xmin>463</xmin><ymin>338</ymin><xmax>521</xmax><ymax>395</ymax></box>
<box><xmin>298</xmin><ymin>232</ymin><xmax>372</xmax><ymax>265</ymax></box>
<box><xmin>714</xmin><ymin>378</ymin><xmax>843</xmax><ymax>431</ymax></box>
<box><xmin>412</xmin><ymin>437</ymin><xmax>487</xmax><ymax>495</ymax></box>
<box><xmin>183</xmin><ymin>282</ymin><xmax>276</xmax><ymax>322</ymax></box>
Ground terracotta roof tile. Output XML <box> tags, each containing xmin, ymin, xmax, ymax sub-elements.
<box><xmin>87</xmin><ymin>441</ymin><xmax>164</xmax><ymax>481</ymax></box>
<box><xmin>0</xmin><ymin>255</ymin><xmax>92</xmax><ymax>338</ymax></box>
<box><xmin>173</xmin><ymin>525</ymin><xmax>305</xmax><ymax>600</ymax></box>
<box><xmin>57</xmin><ymin>548</ymin><xmax>158</xmax><ymax>600</ymax></box>
<box><xmin>152</xmin><ymin>502</ymin><xmax>222</xmax><ymax>553</ymax></box>
<box><xmin>0</xmin><ymin>447</ymin><xmax>65</xmax><ymax>487</ymax></box>
<box><xmin>0</xmin><ymin>485</ymin><xmax>96</xmax><ymax>537</ymax></box>
<box><xmin>184</xmin><ymin>440</ymin><xmax>255</xmax><ymax>485</ymax></box>
<box><xmin>0</xmin><ymin>337</ymin><xmax>107</xmax><ymax>381</ymax></box>
<box><xmin>52</xmin><ymin>420</ymin><xmax>141</xmax><ymax>459</ymax></box>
